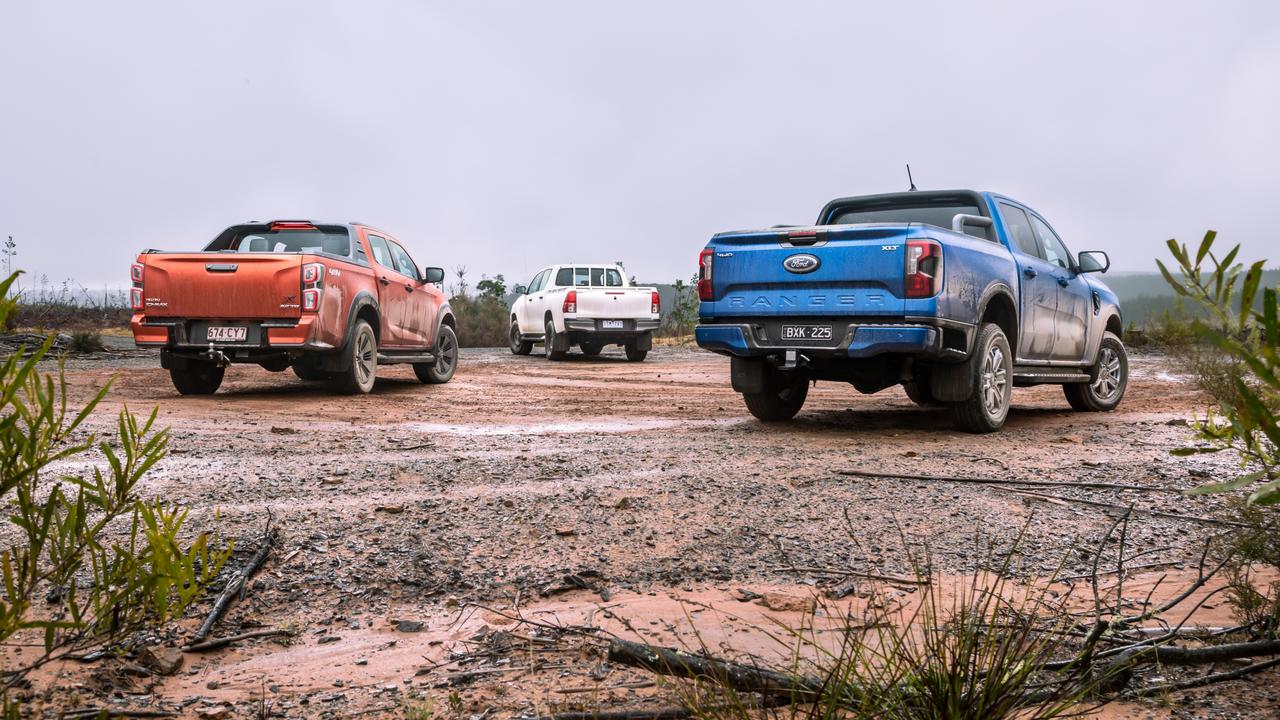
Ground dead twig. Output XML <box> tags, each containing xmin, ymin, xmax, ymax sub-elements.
<box><xmin>838</xmin><ymin>469</ymin><xmax>1182</xmax><ymax>494</ymax></box>
<box><xmin>1006</xmin><ymin>489</ymin><xmax>1246</xmax><ymax>528</ymax></box>
<box><xmin>183</xmin><ymin>627</ymin><xmax>294</xmax><ymax>652</ymax></box>
<box><xmin>606</xmin><ymin>638</ymin><xmax>822</xmax><ymax>701</ymax></box>
<box><xmin>193</xmin><ymin>519</ymin><xmax>280</xmax><ymax>643</ymax></box>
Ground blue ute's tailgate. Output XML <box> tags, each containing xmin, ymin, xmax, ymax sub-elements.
<box><xmin>704</xmin><ymin>225</ymin><xmax>910</xmax><ymax>317</ymax></box>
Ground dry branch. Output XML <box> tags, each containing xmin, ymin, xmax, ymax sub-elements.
<box><xmin>183</xmin><ymin>627</ymin><xmax>293</xmax><ymax>652</ymax></box>
<box><xmin>192</xmin><ymin>522</ymin><xmax>279</xmax><ymax>643</ymax></box>
<box><xmin>837</xmin><ymin>469</ymin><xmax>1182</xmax><ymax>493</ymax></box>
<box><xmin>607</xmin><ymin>638</ymin><xmax>822</xmax><ymax>701</ymax></box>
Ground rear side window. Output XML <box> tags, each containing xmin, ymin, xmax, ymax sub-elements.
<box><xmin>998</xmin><ymin>203</ymin><xmax>1041</xmax><ymax>259</ymax></box>
<box><xmin>206</xmin><ymin>225</ymin><xmax>352</xmax><ymax>256</ymax></box>
<box><xmin>367</xmin><ymin>235</ymin><xmax>394</xmax><ymax>268</ymax></box>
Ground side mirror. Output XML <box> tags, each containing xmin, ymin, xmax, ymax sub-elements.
<box><xmin>513</xmin><ymin>284</ymin><xmax>528</xmax><ymax>295</ymax></box>
<box><xmin>1077</xmin><ymin>251</ymin><xmax>1109</xmax><ymax>274</ymax></box>
<box><xmin>423</xmin><ymin>267</ymin><xmax>445</xmax><ymax>284</ymax></box>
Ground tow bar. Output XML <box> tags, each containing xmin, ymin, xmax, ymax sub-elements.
<box><xmin>205</xmin><ymin>344</ymin><xmax>231</xmax><ymax>368</ymax></box>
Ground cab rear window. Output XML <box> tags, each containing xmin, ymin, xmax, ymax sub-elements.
<box><xmin>554</xmin><ymin>267</ymin><xmax>624</xmax><ymax>287</ymax></box>
<box><xmin>204</xmin><ymin>225</ymin><xmax>352</xmax><ymax>256</ymax></box>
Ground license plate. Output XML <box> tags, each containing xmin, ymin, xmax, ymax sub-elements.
<box><xmin>207</xmin><ymin>326</ymin><xmax>247</xmax><ymax>342</ymax></box>
<box><xmin>601</xmin><ymin>320</ymin><xmax>624</xmax><ymax>329</ymax></box>
<box><xmin>780</xmin><ymin>325</ymin><xmax>833</xmax><ymax>341</ymax></box>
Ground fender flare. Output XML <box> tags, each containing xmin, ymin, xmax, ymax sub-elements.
<box><xmin>432</xmin><ymin>303</ymin><xmax>456</xmax><ymax>350</ymax></box>
<box><xmin>974</xmin><ymin>282</ymin><xmax>1018</xmax><ymax>347</ymax></box>
<box><xmin>324</xmin><ymin>292</ymin><xmax>379</xmax><ymax>372</ymax></box>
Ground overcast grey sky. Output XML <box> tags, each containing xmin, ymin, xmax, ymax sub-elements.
<box><xmin>2</xmin><ymin>1</ymin><xmax>1277</xmax><ymax>291</ymax></box>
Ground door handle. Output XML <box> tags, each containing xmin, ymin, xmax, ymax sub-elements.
<box><xmin>379</xmin><ymin>277</ymin><xmax>390</xmax><ymax>286</ymax></box>
<box><xmin>1023</xmin><ymin>267</ymin><xmax>1038</xmax><ymax>279</ymax></box>
<box><xmin>405</xmin><ymin>284</ymin><xmax>414</xmax><ymax>292</ymax></box>
<box><xmin>1055</xmin><ymin>275</ymin><xmax>1069</xmax><ymax>287</ymax></box>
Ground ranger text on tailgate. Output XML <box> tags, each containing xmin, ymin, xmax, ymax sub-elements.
<box><xmin>695</xmin><ymin>190</ymin><xmax>1127</xmax><ymax>432</ymax></box>
<box><xmin>130</xmin><ymin>221</ymin><xmax>458</xmax><ymax>395</ymax></box>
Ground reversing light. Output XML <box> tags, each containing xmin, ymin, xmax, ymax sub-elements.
<box><xmin>302</xmin><ymin>288</ymin><xmax>320</xmax><ymax>311</ymax></box>
<box><xmin>302</xmin><ymin>263</ymin><xmax>324</xmax><ymax>284</ymax></box>
<box><xmin>130</xmin><ymin>288</ymin><xmax>144</xmax><ymax>310</ymax></box>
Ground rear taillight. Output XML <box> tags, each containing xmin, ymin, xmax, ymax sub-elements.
<box><xmin>130</xmin><ymin>263</ymin><xmax>144</xmax><ymax>310</ymax></box>
<box><xmin>697</xmin><ymin>249</ymin><xmax>714</xmax><ymax>301</ymax></box>
<box><xmin>905</xmin><ymin>240</ymin><xmax>943</xmax><ymax>298</ymax></box>
<box><xmin>563</xmin><ymin>290</ymin><xmax>577</xmax><ymax>314</ymax></box>
<box><xmin>301</xmin><ymin>262</ymin><xmax>324</xmax><ymax>312</ymax></box>
<box><xmin>651</xmin><ymin>291</ymin><xmax>660</xmax><ymax>315</ymax></box>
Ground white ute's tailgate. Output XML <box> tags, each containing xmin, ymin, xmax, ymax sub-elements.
<box><xmin>576</xmin><ymin>287</ymin><xmax>653</xmax><ymax>318</ymax></box>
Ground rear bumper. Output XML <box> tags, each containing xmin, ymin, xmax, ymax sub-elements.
<box><xmin>695</xmin><ymin>321</ymin><xmax>950</xmax><ymax>359</ymax></box>
<box><xmin>131</xmin><ymin>315</ymin><xmax>334</xmax><ymax>353</ymax></box>
<box><xmin>563</xmin><ymin>318</ymin><xmax>660</xmax><ymax>334</ymax></box>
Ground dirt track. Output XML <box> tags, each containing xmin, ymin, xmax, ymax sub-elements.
<box><xmin>23</xmin><ymin>345</ymin><xmax>1280</xmax><ymax>718</ymax></box>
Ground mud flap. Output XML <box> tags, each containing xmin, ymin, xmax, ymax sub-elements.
<box><xmin>633</xmin><ymin>332</ymin><xmax>653</xmax><ymax>352</ymax></box>
<box><xmin>929</xmin><ymin>359</ymin><xmax>973</xmax><ymax>402</ymax></box>
<box><xmin>731</xmin><ymin>356</ymin><xmax>766</xmax><ymax>394</ymax></box>
<box><xmin>550</xmin><ymin>329</ymin><xmax>571</xmax><ymax>353</ymax></box>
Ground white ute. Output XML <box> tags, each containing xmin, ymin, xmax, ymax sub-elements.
<box><xmin>509</xmin><ymin>264</ymin><xmax>661</xmax><ymax>361</ymax></box>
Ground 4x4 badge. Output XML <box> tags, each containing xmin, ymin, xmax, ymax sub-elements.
<box><xmin>783</xmin><ymin>253</ymin><xmax>820</xmax><ymax>274</ymax></box>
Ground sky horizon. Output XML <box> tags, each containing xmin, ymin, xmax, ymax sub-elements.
<box><xmin>2</xmin><ymin>2</ymin><xmax>1278</xmax><ymax>291</ymax></box>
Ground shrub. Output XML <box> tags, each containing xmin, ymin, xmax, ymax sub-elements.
<box><xmin>0</xmin><ymin>271</ymin><xmax>229</xmax><ymax>704</ymax></box>
<box><xmin>69</xmin><ymin>330</ymin><xmax>105</xmax><ymax>353</ymax></box>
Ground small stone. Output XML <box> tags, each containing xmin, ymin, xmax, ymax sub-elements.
<box><xmin>395</xmin><ymin>620</ymin><xmax>425</xmax><ymax>633</ymax></box>
<box><xmin>355</xmin><ymin>658</ymin><xmax>368</xmax><ymax>666</ymax></box>
<box><xmin>270</xmin><ymin>426</ymin><xmax>299</xmax><ymax>434</ymax></box>
<box><xmin>555</xmin><ymin>527</ymin><xmax>577</xmax><ymax>536</ymax></box>
<box><xmin>321</xmin><ymin>478</ymin><xmax>344</xmax><ymax>486</ymax></box>
<box><xmin>444</xmin><ymin>596</ymin><xmax>459</xmax><ymax>608</ymax></box>
<box><xmin>375</xmin><ymin>504</ymin><xmax>406</xmax><ymax>514</ymax></box>
<box><xmin>318</xmin><ymin>635</ymin><xmax>340</xmax><ymax>644</ymax></box>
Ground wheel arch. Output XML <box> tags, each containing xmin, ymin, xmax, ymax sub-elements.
<box><xmin>976</xmin><ymin>285</ymin><xmax>1018</xmax><ymax>353</ymax></box>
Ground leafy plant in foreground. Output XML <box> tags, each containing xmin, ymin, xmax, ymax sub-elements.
<box><xmin>0</xmin><ymin>271</ymin><xmax>230</xmax><ymax>702</ymax></box>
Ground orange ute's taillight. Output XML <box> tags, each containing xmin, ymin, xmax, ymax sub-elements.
<box><xmin>905</xmin><ymin>240</ymin><xmax>943</xmax><ymax>298</ymax></box>
<box><xmin>302</xmin><ymin>262</ymin><xmax>324</xmax><ymax>312</ymax></box>
<box><xmin>563</xmin><ymin>290</ymin><xmax>577</xmax><ymax>314</ymax></box>
<box><xmin>130</xmin><ymin>263</ymin><xmax>144</xmax><ymax>310</ymax></box>
<box><xmin>697</xmin><ymin>249</ymin><xmax>714</xmax><ymax>301</ymax></box>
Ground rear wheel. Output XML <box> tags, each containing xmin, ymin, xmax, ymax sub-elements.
<box><xmin>331</xmin><ymin>319</ymin><xmax>377</xmax><ymax>394</ymax></box>
<box><xmin>742</xmin><ymin>367</ymin><xmax>808</xmax><ymax>421</ymax></box>
<box><xmin>580</xmin><ymin>342</ymin><xmax>603</xmax><ymax>357</ymax></box>
<box><xmin>624</xmin><ymin>340</ymin><xmax>648</xmax><ymax>362</ymax></box>
<box><xmin>544</xmin><ymin>320</ymin><xmax>567</xmax><ymax>361</ymax></box>
<box><xmin>415</xmin><ymin>325</ymin><xmax>458</xmax><ymax>384</ymax></box>
<box><xmin>1064</xmin><ymin>331</ymin><xmax>1128</xmax><ymax>411</ymax></box>
<box><xmin>509</xmin><ymin>320</ymin><xmax>532</xmax><ymax>355</ymax></box>
<box><xmin>170</xmin><ymin>362</ymin><xmax>224</xmax><ymax>395</ymax></box>
<box><xmin>950</xmin><ymin>322</ymin><xmax>1012</xmax><ymax>433</ymax></box>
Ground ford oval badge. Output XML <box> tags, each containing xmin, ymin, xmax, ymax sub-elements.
<box><xmin>783</xmin><ymin>253</ymin><xmax>820</xmax><ymax>274</ymax></box>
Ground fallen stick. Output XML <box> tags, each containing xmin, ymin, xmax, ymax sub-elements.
<box><xmin>771</xmin><ymin>565</ymin><xmax>927</xmax><ymax>585</ymax></box>
<box><xmin>192</xmin><ymin>523</ymin><xmax>280</xmax><ymax>643</ymax></box>
<box><xmin>554</xmin><ymin>680</ymin><xmax>657</xmax><ymax>694</ymax></box>
<box><xmin>63</xmin><ymin>710</ymin><xmax>176</xmax><ymax>719</ymax></box>
<box><xmin>183</xmin><ymin>627</ymin><xmax>293</xmax><ymax>652</ymax></box>
<box><xmin>1005</xmin><ymin>489</ymin><xmax>1247</xmax><ymax>528</ymax></box>
<box><xmin>548</xmin><ymin>710</ymin><xmax>691</xmax><ymax>720</ymax></box>
<box><xmin>1057</xmin><ymin>560</ymin><xmax>1186</xmax><ymax>582</ymax></box>
<box><xmin>1127</xmin><ymin>655</ymin><xmax>1280</xmax><ymax>697</ymax></box>
<box><xmin>838</xmin><ymin>469</ymin><xmax>1182</xmax><ymax>494</ymax></box>
<box><xmin>606</xmin><ymin>638</ymin><xmax>823</xmax><ymax>701</ymax></box>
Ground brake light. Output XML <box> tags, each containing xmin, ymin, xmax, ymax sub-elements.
<box><xmin>651</xmin><ymin>291</ymin><xmax>660</xmax><ymax>315</ymax></box>
<box><xmin>697</xmin><ymin>249</ymin><xmax>714</xmax><ymax>301</ymax></box>
<box><xmin>563</xmin><ymin>290</ymin><xmax>577</xmax><ymax>314</ymax></box>
<box><xmin>303</xmin><ymin>288</ymin><xmax>320</xmax><ymax>311</ymax></box>
<box><xmin>270</xmin><ymin>221</ymin><xmax>317</xmax><ymax>230</ymax></box>
<box><xmin>302</xmin><ymin>262</ymin><xmax>324</xmax><ymax>284</ymax></box>
<box><xmin>905</xmin><ymin>240</ymin><xmax>943</xmax><ymax>298</ymax></box>
<box><xmin>129</xmin><ymin>263</ymin><xmax>144</xmax><ymax>310</ymax></box>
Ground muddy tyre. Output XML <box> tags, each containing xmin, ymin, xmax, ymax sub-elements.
<box><xmin>509</xmin><ymin>320</ymin><xmax>532</xmax><ymax>355</ymax></box>
<box><xmin>580</xmin><ymin>342</ymin><xmax>603</xmax><ymax>357</ymax></box>
<box><xmin>742</xmin><ymin>368</ymin><xmax>808</xmax><ymax>421</ymax></box>
<box><xmin>416</xmin><ymin>325</ymin><xmax>458</xmax><ymax>384</ymax></box>
<box><xmin>903</xmin><ymin>369</ymin><xmax>938</xmax><ymax>405</ymax></box>
<box><xmin>1064</xmin><ymin>331</ymin><xmax>1127</xmax><ymax>412</ymax></box>
<box><xmin>624</xmin><ymin>341</ymin><xmax>647</xmax><ymax>362</ymax></box>
<box><xmin>950</xmin><ymin>322</ymin><xmax>1012</xmax><ymax>433</ymax></box>
<box><xmin>331</xmin><ymin>319</ymin><xmax>377</xmax><ymax>394</ymax></box>
<box><xmin>544</xmin><ymin>320</ymin><xmax>567</xmax><ymax>361</ymax></box>
<box><xmin>170</xmin><ymin>362</ymin><xmax>224</xmax><ymax>395</ymax></box>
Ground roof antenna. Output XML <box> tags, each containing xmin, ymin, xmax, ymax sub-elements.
<box><xmin>906</xmin><ymin>164</ymin><xmax>917</xmax><ymax>191</ymax></box>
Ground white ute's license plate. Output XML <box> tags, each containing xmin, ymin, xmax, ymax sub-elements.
<box><xmin>780</xmin><ymin>325</ymin><xmax>833</xmax><ymax>340</ymax></box>
<box><xmin>207</xmin><ymin>326</ymin><xmax>247</xmax><ymax>342</ymax></box>
<box><xmin>601</xmin><ymin>320</ymin><xmax>624</xmax><ymax>329</ymax></box>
